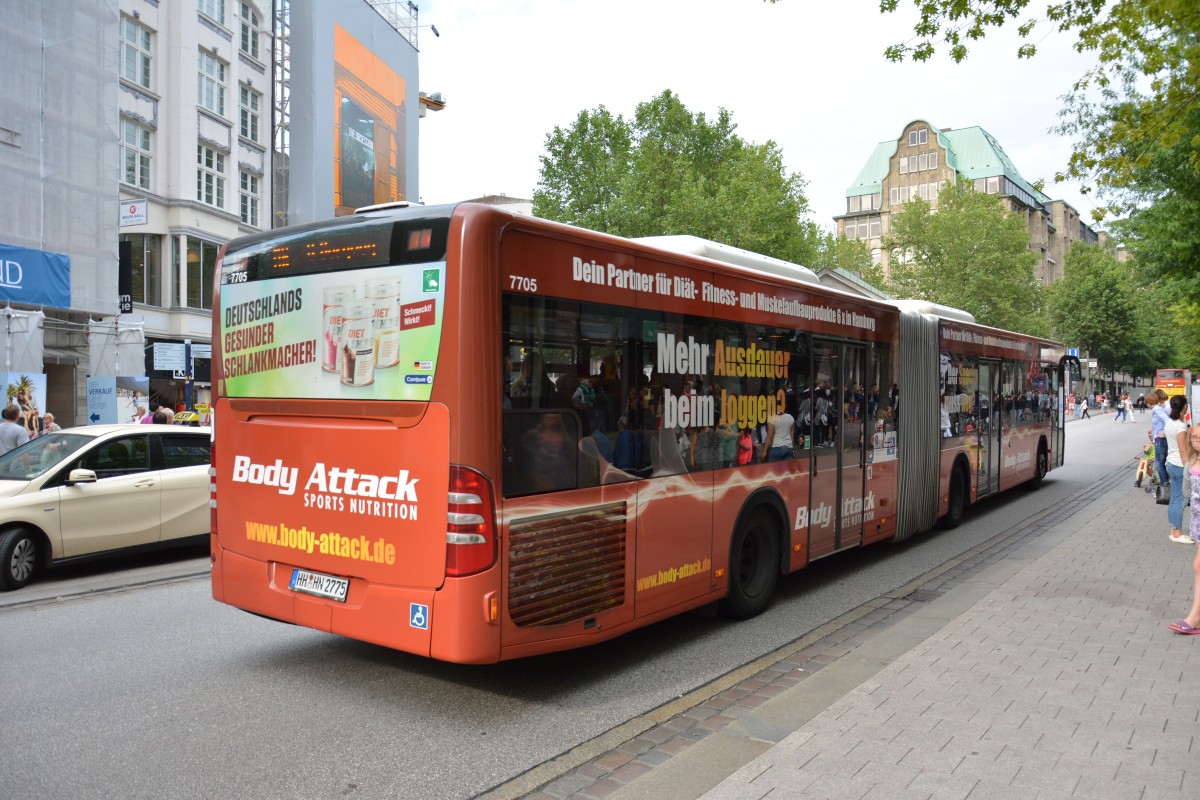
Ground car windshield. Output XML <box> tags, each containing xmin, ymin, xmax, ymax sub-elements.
<box><xmin>0</xmin><ymin>433</ymin><xmax>94</xmax><ymax>480</ymax></box>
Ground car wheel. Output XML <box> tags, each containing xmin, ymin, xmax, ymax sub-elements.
<box><xmin>0</xmin><ymin>528</ymin><xmax>38</xmax><ymax>591</ymax></box>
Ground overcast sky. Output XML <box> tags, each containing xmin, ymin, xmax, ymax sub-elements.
<box><xmin>414</xmin><ymin>0</ymin><xmax>1101</xmax><ymax>232</ymax></box>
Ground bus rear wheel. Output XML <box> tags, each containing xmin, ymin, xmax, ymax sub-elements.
<box><xmin>940</xmin><ymin>465</ymin><xmax>967</xmax><ymax>529</ymax></box>
<box><xmin>1027</xmin><ymin>443</ymin><xmax>1048</xmax><ymax>489</ymax></box>
<box><xmin>724</xmin><ymin>509</ymin><xmax>779</xmax><ymax>619</ymax></box>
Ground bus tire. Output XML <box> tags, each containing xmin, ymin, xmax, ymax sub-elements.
<box><xmin>724</xmin><ymin>509</ymin><xmax>779</xmax><ymax>619</ymax></box>
<box><xmin>940</xmin><ymin>464</ymin><xmax>967</xmax><ymax>530</ymax></box>
<box><xmin>1027</xmin><ymin>441</ymin><xmax>1049</xmax><ymax>490</ymax></box>
<box><xmin>0</xmin><ymin>527</ymin><xmax>39</xmax><ymax>591</ymax></box>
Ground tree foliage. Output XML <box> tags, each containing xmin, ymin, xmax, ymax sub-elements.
<box><xmin>1046</xmin><ymin>242</ymin><xmax>1172</xmax><ymax>374</ymax></box>
<box><xmin>1107</xmin><ymin>106</ymin><xmax>1200</xmax><ymax>297</ymax></box>
<box><xmin>879</xmin><ymin>181</ymin><xmax>1046</xmax><ymax>333</ymax></box>
<box><xmin>534</xmin><ymin>90</ymin><xmax>819</xmax><ymax>266</ymax></box>
<box><xmin>811</xmin><ymin>232</ymin><xmax>877</xmax><ymax>282</ymax></box>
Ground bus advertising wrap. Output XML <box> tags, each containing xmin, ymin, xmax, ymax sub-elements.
<box><xmin>218</xmin><ymin>259</ymin><xmax>445</xmax><ymax>400</ymax></box>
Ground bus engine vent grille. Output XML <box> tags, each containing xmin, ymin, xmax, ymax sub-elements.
<box><xmin>507</xmin><ymin>502</ymin><xmax>627</xmax><ymax>627</ymax></box>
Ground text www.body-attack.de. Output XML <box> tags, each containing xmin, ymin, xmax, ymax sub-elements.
<box><xmin>245</xmin><ymin>521</ymin><xmax>396</xmax><ymax>565</ymax></box>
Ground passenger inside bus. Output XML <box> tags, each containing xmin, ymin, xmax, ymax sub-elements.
<box><xmin>515</xmin><ymin>412</ymin><xmax>578</xmax><ymax>494</ymax></box>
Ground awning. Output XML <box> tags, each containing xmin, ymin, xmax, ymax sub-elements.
<box><xmin>42</xmin><ymin>347</ymin><xmax>81</xmax><ymax>365</ymax></box>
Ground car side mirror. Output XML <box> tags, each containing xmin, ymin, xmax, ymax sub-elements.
<box><xmin>66</xmin><ymin>468</ymin><xmax>98</xmax><ymax>486</ymax></box>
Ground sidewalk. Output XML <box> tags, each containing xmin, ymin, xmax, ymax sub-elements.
<box><xmin>510</xmin><ymin>459</ymin><xmax>1200</xmax><ymax>800</ymax></box>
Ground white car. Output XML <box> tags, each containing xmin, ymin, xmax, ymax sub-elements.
<box><xmin>0</xmin><ymin>424</ymin><xmax>211</xmax><ymax>590</ymax></box>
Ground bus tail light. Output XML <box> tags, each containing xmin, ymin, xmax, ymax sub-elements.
<box><xmin>209</xmin><ymin>432</ymin><xmax>218</xmax><ymax>536</ymax></box>
<box><xmin>446</xmin><ymin>466</ymin><xmax>496</xmax><ymax>577</ymax></box>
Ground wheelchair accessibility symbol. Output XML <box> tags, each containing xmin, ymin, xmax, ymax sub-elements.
<box><xmin>409</xmin><ymin>603</ymin><xmax>429</xmax><ymax>630</ymax></box>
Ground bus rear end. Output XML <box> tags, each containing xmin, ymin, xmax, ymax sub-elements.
<box><xmin>210</xmin><ymin>204</ymin><xmax>502</xmax><ymax>663</ymax></box>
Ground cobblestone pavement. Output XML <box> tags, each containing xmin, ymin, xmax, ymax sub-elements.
<box><xmin>483</xmin><ymin>459</ymin><xmax>1200</xmax><ymax>800</ymax></box>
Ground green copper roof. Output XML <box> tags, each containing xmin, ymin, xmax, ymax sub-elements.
<box><xmin>846</xmin><ymin>122</ymin><xmax>1052</xmax><ymax>206</ymax></box>
<box><xmin>846</xmin><ymin>141</ymin><xmax>896</xmax><ymax>197</ymax></box>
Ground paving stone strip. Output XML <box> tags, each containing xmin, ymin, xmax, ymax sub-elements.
<box><xmin>483</xmin><ymin>464</ymin><xmax>1134</xmax><ymax>800</ymax></box>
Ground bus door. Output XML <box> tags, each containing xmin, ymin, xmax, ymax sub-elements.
<box><xmin>977</xmin><ymin>359</ymin><xmax>1001</xmax><ymax>496</ymax></box>
<box><xmin>807</xmin><ymin>340</ymin><xmax>868</xmax><ymax>558</ymax></box>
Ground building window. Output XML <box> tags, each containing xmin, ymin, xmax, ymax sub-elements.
<box><xmin>199</xmin><ymin>0</ymin><xmax>226</xmax><ymax>25</ymax></box>
<box><xmin>870</xmin><ymin>219</ymin><xmax>881</xmax><ymax>238</ymax></box>
<box><xmin>240</xmin><ymin>3</ymin><xmax>261</xmax><ymax>59</ymax></box>
<box><xmin>120</xmin><ymin>119</ymin><xmax>151</xmax><ymax>190</ymax></box>
<box><xmin>918</xmin><ymin>153</ymin><xmax>928</xmax><ymax>171</ymax></box>
<box><xmin>929</xmin><ymin>152</ymin><xmax>938</xmax><ymax>170</ymax></box>
<box><xmin>198</xmin><ymin>50</ymin><xmax>227</xmax><ymax>116</ymax></box>
<box><xmin>858</xmin><ymin>220</ymin><xmax>871</xmax><ymax>239</ymax></box>
<box><xmin>986</xmin><ymin>176</ymin><xmax>1000</xmax><ymax>194</ymax></box>
<box><xmin>120</xmin><ymin>16</ymin><xmax>152</xmax><ymax>89</ymax></box>
<box><xmin>849</xmin><ymin>195</ymin><xmax>861</xmax><ymax>213</ymax></box>
<box><xmin>122</xmin><ymin>233</ymin><xmax>161</xmax><ymax>306</ymax></box>
<box><xmin>889</xmin><ymin>187</ymin><xmax>898</xmax><ymax>205</ymax></box>
<box><xmin>239</xmin><ymin>85</ymin><xmax>261</xmax><ymax>142</ymax></box>
<box><xmin>899</xmin><ymin>157</ymin><xmax>908</xmax><ymax>175</ymax></box>
<box><xmin>907</xmin><ymin>128</ymin><xmax>928</xmax><ymax>147</ymax></box>
<box><xmin>240</xmin><ymin>171</ymin><xmax>260</xmax><ymax>226</ymax></box>
<box><xmin>871</xmin><ymin>248</ymin><xmax>882</xmax><ymax>265</ymax></box>
<box><xmin>909</xmin><ymin>156</ymin><xmax>918</xmax><ymax>173</ymax></box>
<box><xmin>197</xmin><ymin>144</ymin><xmax>226</xmax><ymax>207</ymax></box>
<box><xmin>186</xmin><ymin>238</ymin><xmax>220</xmax><ymax>309</ymax></box>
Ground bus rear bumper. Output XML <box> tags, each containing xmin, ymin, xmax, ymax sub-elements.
<box><xmin>211</xmin><ymin>544</ymin><xmax>502</xmax><ymax>663</ymax></box>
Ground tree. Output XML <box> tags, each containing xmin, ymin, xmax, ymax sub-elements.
<box><xmin>862</xmin><ymin>0</ymin><xmax>1200</xmax><ymax>212</ymax></box>
<box><xmin>879</xmin><ymin>181</ymin><xmax>1046</xmax><ymax>333</ymax></box>
<box><xmin>534</xmin><ymin>105</ymin><xmax>632</xmax><ymax>234</ymax></box>
<box><xmin>1047</xmin><ymin>242</ymin><xmax>1171</xmax><ymax>375</ymax></box>
<box><xmin>1108</xmin><ymin>107</ymin><xmax>1200</xmax><ymax>296</ymax></box>
<box><xmin>534</xmin><ymin>91</ymin><xmax>819</xmax><ymax>266</ymax></box>
<box><xmin>810</xmin><ymin>232</ymin><xmax>883</xmax><ymax>285</ymax></box>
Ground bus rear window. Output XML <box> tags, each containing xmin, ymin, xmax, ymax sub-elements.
<box><xmin>218</xmin><ymin>236</ymin><xmax>447</xmax><ymax>402</ymax></box>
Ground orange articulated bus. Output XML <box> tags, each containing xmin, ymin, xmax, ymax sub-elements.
<box><xmin>209</xmin><ymin>202</ymin><xmax>1073</xmax><ymax>663</ymax></box>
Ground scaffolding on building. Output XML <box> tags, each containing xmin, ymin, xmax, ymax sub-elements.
<box><xmin>363</xmin><ymin>0</ymin><xmax>420</xmax><ymax>48</ymax></box>
<box><xmin>272</xmin><ymin>0</ymin><xmax>292</xmax><ymax>228</ymax></box>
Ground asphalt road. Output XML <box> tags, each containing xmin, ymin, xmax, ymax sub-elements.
<box><xmin>0</xmin><ymin>412</ymin><xmax>1144</xmax><ymax>800</ymax></box>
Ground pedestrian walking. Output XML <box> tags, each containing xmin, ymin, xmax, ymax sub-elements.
<box><xmin>1164</xmin><ymin>395</ymin><xmax>1190</xmax><ymax>543</ymax></box>
<box><xmin>1080</xmin><ymin>394</ymin><xmax>1091</xmax><ymax>419</ymax></box>
<box><xmin>0</xmin><ymin>404</ymin><xmax>30</xmax><ymax>455</ymax></box>
<box><xmin>1114</xmin><ymin>393</ymin><xmax>1127</xmax><ymax>423</ymax></box>
<box><xmin>1168</xmin><ymin>425</ymin><xmax>1200</xmax><ymax>634</ymax></box>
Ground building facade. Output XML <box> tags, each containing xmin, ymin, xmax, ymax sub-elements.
<box><xmin>118</xmin><ymin>0</ymin><xmax>274</xmax><ymax>411</ymax></box>
<box><xmin>1</xmin><ymin>2</ymin><xmax>121</xmax><ymax>425</ymax></box>
<box><xmin>836</xmin><ymin>119</ymin><xmax>1102</xmax><ymax>284</ymax></box>
<box><xmin>2</xmin><ymin>0</ymin><xmax>431</xmax><ymax>424</ymax></box>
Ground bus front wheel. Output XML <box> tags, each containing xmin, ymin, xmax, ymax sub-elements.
<box><xmin>724</xmin><ymin>509</ymin><xmax>779</xmax><ymax>619</ymax></box>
